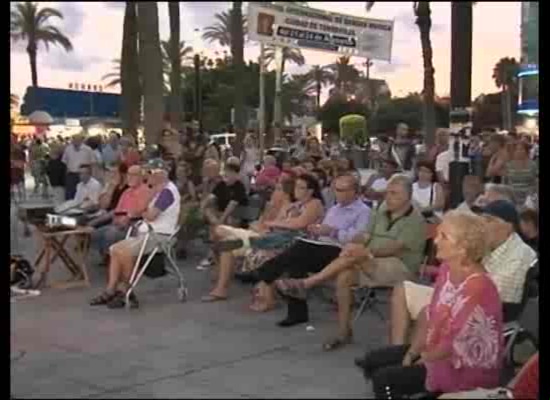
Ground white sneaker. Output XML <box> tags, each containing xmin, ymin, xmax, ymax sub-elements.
<box><xmin>196</xmin><ymin>258</ymin><xmax>211</xmax><ymax>270</ymax></box>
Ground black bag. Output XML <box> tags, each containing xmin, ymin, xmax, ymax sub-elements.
<box><xmin>10</xmin><ymin>255</ymin><xmax>34</xmax><ymax>289</ymax></box>
<box><xmin>140</xmin><ymin>253</ymin><xmax>167</xmax><ymax>278</ymax></box>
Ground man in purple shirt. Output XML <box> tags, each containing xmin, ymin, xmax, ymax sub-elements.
<box><xmin>250</xmin><ymin>174</ymin><xmax>371</xmax><ymax>328</ymax></box>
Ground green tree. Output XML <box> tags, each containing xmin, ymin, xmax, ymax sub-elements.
<box><xmin>281</xmin><ymin>73</ymin><xmax>315</xmax><ymax>122</ymax></box>
<box><xmin>366</xmin><ymin>2</ymin><xmax>436</xmax><ymax>146</ymax></box>
<box><xmin>137</xmin><ymin>2</ymin><xmax>164</xmax><ymax>145</ymax></box>
<box><xmin>168</xmin><ymin>2</ymin><xmax>183</xmax><ymax>130</ymax></box>
<box><xmin>327</xmin><ymin>56</ymin><xmax>360</xmax><ymax>95</ymax></box>
<box><xmin>202</xmin><ymin>10</ymin><xmax>247</xmax><ymax>48</ymax></box>
<box><xmin>307</xmin><ymin>65</ymin><xmax>332</xmax><ymax>110</ymax></box>
<box><xmin>318</xmin><ymin>96</ymin><xmax>369</xmax><ymax>135</ymax></box>
<box><xmin>492</xmin><ymin>57</ymin><xmax>519</xmax><ymax>131</ymax></box>
<box><xmin>264</xmin><ymin>45</ymin><xmax>306</xmax><ymax>140</ymax></box>
<box><xmin>161</xmin><ymin>39</ymin><xmax>193</xmax><ymax>90</ymax></box>
<box><xmin>11</xmin><ymin>2</ymin><xmax>73</xmax><ymax>87</ymax></box>
<box><xmin>120</xmin><ymin>2</ymin><xmax>141</xmax><ymax>138</ymax></box>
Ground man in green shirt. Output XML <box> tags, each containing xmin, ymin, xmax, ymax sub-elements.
<box><xmin>276</xmin><ymin>174</ymin><xmax>427</xmax><ymax>350</ymax></box>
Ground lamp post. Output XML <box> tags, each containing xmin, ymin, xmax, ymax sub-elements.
<box><xmin>259</xmin><ymin>43</ymin><xmax>266</xmax><ymax>161</ymax></box>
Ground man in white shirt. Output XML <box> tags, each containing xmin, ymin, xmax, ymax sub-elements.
<box><xmin>62</xmin><ymin>134</ymin><xmax>96</xmax><ymax>200</ymax></box>
<box><xmin>89</xmin><ymin>159</ymin><xmax>180</xmax><ymax>309</ymax></box>
<box><xmin>74</xmin><ymin>164</ymin><xmax>103</xmax><ymax>211</ymax></box>
<box><xmin>435</xmin><ymin>145</ymin><xmax>452</xmax><ymax>183</ymax></box>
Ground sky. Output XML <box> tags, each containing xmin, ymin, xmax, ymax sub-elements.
<box><xmin>10</xmin><ymin>1</ymin><xmax>521</xmax><ymax>103</ymax></box>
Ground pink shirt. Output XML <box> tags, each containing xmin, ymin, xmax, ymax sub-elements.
<box><xmin>255</xmin><ymin>165</ymin><xmax>281</xmax><ymax>187</ymax></box>
<box><xmin>425</xmin><ymin>263</ymin><xmax>503</xmax><ymax>393</ymax></box>
<box><xmin>115</xmin><ymin>184</ymin><xmax>152</xmax><ymax>219</ymax></box>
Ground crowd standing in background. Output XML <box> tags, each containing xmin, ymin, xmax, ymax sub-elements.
<box><xmin>10</xmin><ymin>123</ymin><xmax>539</xmax><ymax>398</ymax></box>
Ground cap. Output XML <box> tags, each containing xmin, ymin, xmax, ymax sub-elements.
<box><xmin>144</xmin><ymin>158</ymin><xmax>168</xmax><ymax>172</ymax></box>
<box><xmin>480</xmin><ymin>200</ymin><xmax>519</xmax><ymax>228</ymax></box>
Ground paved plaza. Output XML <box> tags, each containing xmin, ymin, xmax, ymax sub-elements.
<box><xmin>10</xmin><ymin>194</ymin><xmax>382</xmax><ymax>399</ymax></box>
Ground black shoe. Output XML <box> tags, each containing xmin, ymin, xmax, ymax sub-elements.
<box><xmin>277</xmin><ymin>316</ymin><xmax>309</xmax><ymax>327</ymax></box>
<box><xmin>354</xmin><ymin>357</ymin><xmax>367</xmax><ymax>370</ymax></box>
<box><xmin>176</xmin><ymin>248</ymin><xmax>187</xmax><ymax>260</ymax></box>
<box><xmin>234</xmin><ymin>271</ymin><xmax>260</xmax><ymax>284</ymax></box>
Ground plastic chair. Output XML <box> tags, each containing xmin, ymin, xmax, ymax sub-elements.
<box><xmin>124</xmin><ymin>220</ymin><xmax>188</xmax><ymax>308</ymax></box>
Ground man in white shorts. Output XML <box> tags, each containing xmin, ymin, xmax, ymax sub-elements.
<box><xmin>88</xmin><ymin>159</ymin><xmax>180</xmax><ymax>309</ymax></box>
<box><xmin>389</xmin><ymin>200</ymin><xmax>537</xmax><ymax>345</ymax></box>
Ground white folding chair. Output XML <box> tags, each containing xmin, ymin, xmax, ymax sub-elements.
<box><xmin>124</xmin><ymin>220</ymin><xmax>188</xmax><ymax>308</ymax></box>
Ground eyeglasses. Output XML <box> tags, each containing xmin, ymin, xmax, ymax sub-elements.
<box><xmin>334</xmin><ymin>186</ymin><xmax>352</xmax><ymax>193</ymax></box>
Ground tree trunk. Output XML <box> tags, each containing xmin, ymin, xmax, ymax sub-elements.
<box><xmin>272</xmin><ymin>47</ymin><xmax>284</xmax><ymax>142</ymax></box>
<box><xmin>316</xmin><ymin>80</ymin><xmax>321</xmax><ymax>110</ymax></box>
<box><xmin>168</xmin><ymin>2</ymin><xmax>182</xmax><ymax>131</ymax></box>
<box><xmin>416</xmin><ymin>2</ymin><xmax>436</xmax><ymax>147</ymax></box>
<box><xmin>121</xmin><ymin>2</ymin><xmax>141</xmax><ymax>139</ymax></box>
<box><xmin>231</xmin><ymin>1</ymin><xmax>246</xmax><ymax>156</ymax></box>
<box><xmin>137</xmin><ymin>2</ymin><xmax>164</xmax><ymax>145</ymax></box>
<box><xmin>27</xmin><ymin>43</ymin><xmax>38</xmax><ymax>87</ymax></box>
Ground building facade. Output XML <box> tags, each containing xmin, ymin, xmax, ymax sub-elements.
<box><xmin>518</xmin><ymin>2</ymin><xmax>538</xmax><ymax>119</ymax></box>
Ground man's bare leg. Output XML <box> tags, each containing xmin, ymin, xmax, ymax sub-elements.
<box><xmin>335</xmin><ymin>269</ymin><xmax>358</xmax><ymax>338</ymax></box>
<box><xmin>209</xmin><ymin>251</ymin><xmax>234</xmax><ymax>298</ymax></box>
<box><xmin>390</xmin><ymin>283</ymin><xmax>413</xmax><ymax>345</ymax></box>
<box><xmin>302</xmin><ymin>255</ymin><xmax>363</xmax><ymax>289</ymax></box>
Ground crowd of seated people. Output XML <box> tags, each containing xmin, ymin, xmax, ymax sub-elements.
<box><xmin>65</xmin><ymin>126</ymin><xmax>538</xmax><ymax>398</ymax></box>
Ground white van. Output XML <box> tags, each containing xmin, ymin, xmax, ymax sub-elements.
<box><xmin>209</xmin><ymin>133</ymin><xmax>236</xmax><ymax>152</ymax></box>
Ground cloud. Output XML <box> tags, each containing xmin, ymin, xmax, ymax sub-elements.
<box><xmin>42</xmin><ymin>48</ymin><xmax>105</xmax><ymax>72</ymax></box>
<box><xmin>10</xmin><ymin>1</ymin><xmax>521</xmax><ymax>102</ymax></box>
<box><xmin>56</xmin><ymin>2</ymin><xmax>85</xmax><ymax>37</ymax></box>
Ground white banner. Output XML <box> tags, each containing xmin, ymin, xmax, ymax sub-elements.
<box><xmin>247</xmin><ymin>2</ymin><xmax>394</xmax><ymax>61</ymax></box>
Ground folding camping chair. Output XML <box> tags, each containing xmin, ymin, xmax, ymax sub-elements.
<box><xmin>503</xmin><ymin>259</ymin><xmax>539</xmax><ymax>367</ymax></box>
<box><xmin>124</xmin><ymin>220</ymin><xmax>188</xmax><ymax>309</ymax></box>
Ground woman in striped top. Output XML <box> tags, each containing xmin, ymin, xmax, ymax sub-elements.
<box><xmin>504</xmin><ymin>142</ymin><xmax>538</xmax><ymax>206</ymax></box>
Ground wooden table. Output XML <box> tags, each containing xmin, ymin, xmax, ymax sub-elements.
<box><xmin>33</xmin><ymin>226</ymin><xmax>94</xmax><ymax>290</ymax></box>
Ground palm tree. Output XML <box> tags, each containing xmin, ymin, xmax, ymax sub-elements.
<box><xmin>120</xmin><ymin>2</ymin><xmax>141</xmax><ymax>139</ymax></box>
<box><xmin>137</xmin><ymin>2</ymin><xmax>164</xmax><ymax>145</ymax></box>
<box><xmin>11</xmin><ymin>2</ymin><xmax>73</xmax><ymax>87</ymax></box>
<box><xmin>307</xmin><ymin>65</ymin><xmax>332</xmax><ymax>110</ymax></box>
<box><xmin>102</xmin><ymin>59</ymin><xmax>121</xmax><ymax>89</ymax></box>
<box><xmin>281</xmin><ymin>73</ymin><xmax>316</xmax><ymax>122</ymax></box>
<box><xmin>264</xmin><ymin>45</ymin><xmax>306</xmax><ymax>140</ymax></box>
<box><xmin>202</xmin><ymin>10</ymin><xmax>247</xmax><ymax>48</ymax></box>
<box><xmin>161</xmin><ymin>40</ymin><xmax>193</xmax><ymax>80</ymax></box>
<box><xmin>168</xmin><ymin>2</ymin><xmax>183</xmax><ymax>130</ymax></box>
<box><xmin>231</xmin><ymin>1</ymin><xmax>246</xmax><ymax>155</ymax></box>
<box><xmin>493</xmin><ymin>57</ymin><xmax>519</xmax><ymax>131</ymax></box>
<box><xmin>327</xmin><ymin>56</ymin><xmax>360</xmax><ymax>96</ymax></box>
<box><xmin>103</xmin><ymin>41</ymin><xmax>192</xmax><ymax>93</ymax></box>
<box><xmin>367</xmin><ymin>1</ymin><xmax>436</xmax><ymax>146</ymax></box>
<box><xmin>11</xmin><ymin>94</ymin><xmax>20</xmax><ymax>110</ymax></box>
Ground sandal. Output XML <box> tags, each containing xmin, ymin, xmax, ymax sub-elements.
<box><xmin>89</xmin><ymin>291</ymin><xmax>117</xmax><ymax>306</ymax></box>
<box><xmin>107</xmin><ymin>291</ymin><xmax>139</xmax><ymax>309</ymax></box>
<box><xmin>322</xmin><ymin>334</ymin><xmax>353</xmax><ymax>352</ymax></box>
<box><xmin>201</xmin><ymin>293</ymin><xmax>228</xmax><ymax>302</ymax></box>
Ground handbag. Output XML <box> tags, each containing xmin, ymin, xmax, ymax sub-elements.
<box><xmin>250</xmin><ymin>229</ymin><xmax>303</xmax><ymax>250</ymax></box>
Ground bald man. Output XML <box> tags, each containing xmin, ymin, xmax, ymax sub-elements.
<box><xmin>89</xmin><ymin>165</ymin><xmax>153</xmax><ymax>263</ymax></box>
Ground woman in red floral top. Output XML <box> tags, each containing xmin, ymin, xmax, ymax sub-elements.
<box><xmin>357</xmin><ymin>211</ymin><xmax>503</xmax><ymax>398</ymax></box>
